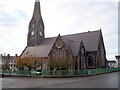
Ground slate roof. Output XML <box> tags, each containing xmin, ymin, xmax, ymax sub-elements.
<box><xmin>21</xmin><ymin>30</ymin><xmax>101</xmax><ymax>57</ymax></box>
<box><xmin>21</xmin><ymin>37</ymin><xmax>57</xmax><ymax>57</ymax></box>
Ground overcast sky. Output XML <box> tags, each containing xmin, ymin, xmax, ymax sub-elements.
<box><xmin>0</xmin><ymin>0</ymin><xmax>118</xmax><ymax>60</ymax></box>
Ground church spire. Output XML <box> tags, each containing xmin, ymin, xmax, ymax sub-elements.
<box><xmin>27</xmin><ymin>0</ymin><xmax>45</xmax><ymax>46</ymax></box>
<box><xmin>35</xmin><ymin>0</ymin><xmax>39</xmax><ymax>2</ymax></box>
<box><xmin>33</xmin><ymin>0</ymin><xmax>41</xmax><ymax>21</ymax></box>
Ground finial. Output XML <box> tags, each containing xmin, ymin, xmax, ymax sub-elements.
<box><xmin>35</xmin><ymin>0</ymin><xmax>39</xmax><ymax>2</ymax></box>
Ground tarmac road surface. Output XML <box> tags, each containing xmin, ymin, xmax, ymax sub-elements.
<box><xmin>2</xmin><ymin>72</ymin><xmax>119</xmax><ymax>88</ymax></box>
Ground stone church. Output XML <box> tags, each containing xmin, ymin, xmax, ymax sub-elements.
<box><xmin>21</xmin><ymin>0</ymin><xmax>107</xmax><ymax>70</ymax></box>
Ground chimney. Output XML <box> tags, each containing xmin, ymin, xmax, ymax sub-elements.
<box><xmin>15</xmin><ymin>54</ymin><xmax>18</xmax><ymax>57</ymax></box>
<box><xmin>0</xmin><ymin>54</ymin><xmax>2</xmax><ymax>57</ymax></box>
<box><xmin>7</xmin><ymin>54</ymin><xmax>10</xmax><ymax>57</ymax></box>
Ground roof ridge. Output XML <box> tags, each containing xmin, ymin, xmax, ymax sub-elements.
<box><xmin>45</xmin><ymin>30</ymin><xmax>100</xmax><ymax>39</ymax></box>
<box><xmin>45</xmin><ymin>36</ymin><xmax>57</xmax><ymax>39</ymax></box>
<box><xmin>62</xmin><ymin>30</ymin><xmax>100</xmax><ymax>37</ymax></box>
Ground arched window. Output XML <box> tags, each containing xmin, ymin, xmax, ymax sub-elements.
<box><xmin>87</xmin><ymin>54</ymin><xmax>95</xmax><ymax>67</ymax></box>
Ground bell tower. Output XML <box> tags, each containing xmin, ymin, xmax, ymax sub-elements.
<box><xmin>27</xmin><ymin>0</ymin><xmax>45</xmax><ymax>46</ymax></box>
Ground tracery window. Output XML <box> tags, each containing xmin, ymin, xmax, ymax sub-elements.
<box><xmin>53</xmin><ymin>48</ymin><xmax>67</xmax><ymax>61</ymax></box>
<box><xmin>87</xmin><ymin>54</ymin><xmax>95</xmax><ymax>67</ymax></box>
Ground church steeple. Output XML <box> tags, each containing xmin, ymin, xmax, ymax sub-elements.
<box><xmin>27</xmin><ymin>0</ymin><xmax>45</xmax><ymax>47</ymax></box>
<box><xmin>33</xmin><ymin>0</ymin><xmax>41</xmax><ymax>21</ymax></box>
<box><xmin>35</xmin><ymin>0</ymin><xmax>40</xmax><ymax>2</ymax></box>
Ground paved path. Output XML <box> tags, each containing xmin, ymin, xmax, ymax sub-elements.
<box><xmin>2</xmin><ymin>72</ymin><xmax>119</xmax><ymax>88</ymax></box>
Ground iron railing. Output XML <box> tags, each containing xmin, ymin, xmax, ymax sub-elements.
<box><xmin>1</xmin><ymin>67</ymin><xmax>120</xmax><ymax>77</ymax></box>
<box><xmin>42</xmin><ymin>67</ymin><xmax>120</xmax><ymax>77</ymax></box>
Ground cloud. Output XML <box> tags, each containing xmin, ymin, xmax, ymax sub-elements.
<box><xmin>0</xmin><ymin>0</ymin><xmax>118</xmax><ymax>60</ymax></box>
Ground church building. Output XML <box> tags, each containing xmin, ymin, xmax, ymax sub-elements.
<box><xmin>21</xmin><ymin>0</ymin><xmax>107</xmax><ymax>70</ymax></box>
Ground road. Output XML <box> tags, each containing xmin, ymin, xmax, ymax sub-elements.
<box><xmin>2</xmin><ymin>72</ymin><xmax>119</xmax><ymax>88</ymax></box>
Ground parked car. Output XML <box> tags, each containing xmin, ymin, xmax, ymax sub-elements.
<box><xmin>32</xmin><ymin>70</ymin><xmax>41</xmax><ymax>75</ymax></box>
<box><xmin>35</xmin><ymin>70</ymin><xmax>41</xmax><ymax>75</ymax></box>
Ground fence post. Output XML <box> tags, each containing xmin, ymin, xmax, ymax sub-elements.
<box><xmin>9</xmin><ymin>70</ymin><xmax>11</xmax><ymax>75</ymax></box>
<box><xmin>88</xmin><ymin>70</ymin><xmax>91</xmax><ymax>75</ymax></box>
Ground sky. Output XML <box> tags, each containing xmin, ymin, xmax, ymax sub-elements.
<box><xmin>0</xmin><ymin>0</ymin><xmax>118</xmax><ymax>60</ymax></box>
